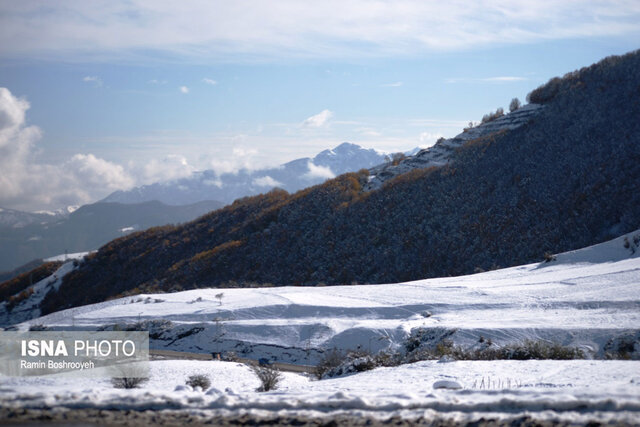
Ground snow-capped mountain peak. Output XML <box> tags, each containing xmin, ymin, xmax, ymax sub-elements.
<box><xmin>102</xmin><ymin>143</ymin><xmax>389</xmax><ymax>206</ymax></box>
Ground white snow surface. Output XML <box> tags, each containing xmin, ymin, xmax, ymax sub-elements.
<box><xmin>2</xmin><ymin>359</ymin><xmax>639</xmax><ymax>423</ymax></box>
<box><xmin>44</xmin><ymin>251</ymin><xmax>90</xmax><ymax>262</ymax></box>
<box><xmin>3</xmin><ymin>230</ymin><xmax>640</xmax><ymax>421</ymax></box>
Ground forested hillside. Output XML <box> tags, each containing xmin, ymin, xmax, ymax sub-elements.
<box><xmin>41</xmin><ymin>50</ymin><xmax>640</xmax><ymax>314</ymax></box>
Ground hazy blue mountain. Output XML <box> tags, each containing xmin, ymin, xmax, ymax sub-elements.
<box><xmin>102</xmin><ymin>142</ymin><xmax>389</xmax><ymax>205</ymax></box>
<box><xmin>0</xmin><ymin>207</ymin><xmax>71</xmax><ymax>229</ymax></box>
<box><xmin>0</xmin><ymin>200</ymin><xmax>222</xmax><ymax>272</ymax></box>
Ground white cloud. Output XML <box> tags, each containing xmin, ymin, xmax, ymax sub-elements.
<box><xmin>204</xmin><ymin>146</ymin><xmax>261</xmax><ymax>175</ymax></box>
<box><xmin>360</xmin><ymin>129</ymin><xmax>382</xmax><ymax>137</ymax></box>
<box><xmin>446</xmin><ymin>76</ymin><xmax>528</xmax><ymax>84</ymax></box>
<box><xmin>303</xmin><ymin>110</ymin><xmax>333</xmax><ymax>128</ymax></box>
<box><xmin>137</xmin><ymin>154</ymin><xmax>195</xmax><ymax>184</ymax></box>
<box><xmin>203</xmin><ymin>178</ymin><xmax>223</xmax><ymax>188</ymax></box>
<box><xmin>82</xmin><ymin>76</ymin><xmax>103</xmax><ymax>86</ymax></box>
<box><xmin>252</xmin><ymin>175</ymin><xmax>282</xmax><ymax>187</ymax></box>
<box><xmin>202</xmin><ymin>78</ymin><xmax>217</xmax><ymax>85</ymax></box>
<box><xmin>382</xmin><ymin>81</ymin><xmax>403</xmax><ymax>87</ymax></box>
<box><xmin>148</xmin><ymin>79</ymin><xmax>167</xmax><ymax>85</ymax></box>
<box><xmin>66</xmin><ymin>154</ymin><xmax>132</xmax><ymax>189</ymax></box>
<box><xmin>0</xmin><ymin>87</ymin><xmax>135</xmax><ymax>211</ymax></box>
<box><xmin>1</xmin><ymin>1</ymin><xmax>638</xmax><ymax>61</ymax></box>
<box><xmin>482</xmin><ymin>76</ymin><xmax>528</xmax><ymax>82</ymax></box>
<box><xmin>179</xmin><ymin>86</ymin><xmax>189</xmax><ymax>94</ymax></box>
<box><xmin>304</xmin><ymin>161</ymin><xmax>335</xmax><ymax>180</ymax></box>
<box><xmin>419</xmin><ymin>131</ymin><xmax>444</xmax><ymax>146</ymax></box>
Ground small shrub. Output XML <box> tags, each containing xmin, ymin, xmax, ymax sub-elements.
<box><xmin>315</xmin><ymin>349</ymin><xmax>400</xmax><ymax>379</ymax></box>
<box><xmin>624</xmin><ymin>235</ymin><xmax>638</xmax><ymax>254</ymax></box>
<box><xmin>509</xmin><ymin>97</ymin><xmax>521</xmax><ymax>112</ymax></box>
<box><xmin>251</xmin><ymin>365</ymin><xmax>281</xmax><ymax>392</ymax></box>
<box><xmin>402</xmin><ymin>331</ymin><xmax>584</xmax><ymax>362</ymax></box>
<box><xmin>543</xmin><ymin>252</ymin><xmax>556</xmax><ymax>263</ymax></box>
<box><xmin>481</xmin><ymin>107</ymin><xmax>504</xmax><ymax>124</ymax></box>
<box><xmin>222</xmin><ymin>351</ymin><xmax>239</xmax><ymax>362</ymax></box>
<box><xmin>186</xmin><ymin>374</ymin><xmax>211</xmax><ymax>390</ymax></box>
<box><xmin>314</xmin><ymin>348</ymin><xmax>344</xmax><ymax>379</ymax></box>
<box><xmin>500</xmin><ymin>340</ymin><xmax>584</xmax><ymax>360</ymax></box>
<box><xmin>111</xmin><ymin>376</ymin><xmax>148</xmax><ymax>389</ymax></box>
<box><xmin>435</xmin><ymin>339</ymin><xmax>454</xmax><ymax>357</ymax></box>
<box><xmin>386</xmin><ymin>152</ymin><xmax>406</xmax><ymax>166</ymax></box>
<box><xmin>604</xmin><ymin>334</ymin><xmax>638</xmax><ymax>360</ymax></box>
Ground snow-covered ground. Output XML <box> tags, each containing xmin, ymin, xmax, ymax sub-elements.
<box><xmin>43</xmin><ymin>251</ymin><xmax>89</xmax><ymax>262</ymax></box>
<box><xmin>2</xmin><ymin>359</ymin><xmax>639</xmax><ymax>423</ymax></box>
<box><xmin>2</xmin><ymin>230</ymin><xmax>639</xmax><ymax>422</ymax></box>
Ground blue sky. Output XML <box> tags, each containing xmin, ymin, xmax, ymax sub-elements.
<box><xmin>0</xmin><ymin>1</ymin><xmax>639</xmax><ymax>211</ymax></box>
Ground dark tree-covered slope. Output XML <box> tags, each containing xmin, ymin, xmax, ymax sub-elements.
<box><xmin>41</xmin><ymin>50</ymin><xmax>640</xmax><ymax>314</ymax></box>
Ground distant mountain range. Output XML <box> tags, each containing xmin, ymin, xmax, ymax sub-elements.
<box><xmin>0</xmin><ymin>143</ymin><xmax>392</xmax><ymax>273</ymax></box>
<box><xmin>0</xmin><ymin>200</ymin><xmax>222</xmax><ymax>273</ymax></box>
<box><xmin>0</xmin><ymin>207</ymin><xmax>72</xmax><ymax>229</ymax></box>
<box><xmin>102</xmin><ymin>142</ymin><xmax>390</xmax><ymax>205</ymax></box>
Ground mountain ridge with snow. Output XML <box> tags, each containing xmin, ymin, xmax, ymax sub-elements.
<box><xmin>365</xmin><ymin>103</ymin><xmax>543</xmax><ymax>190</ymax></box>
<box><xmin>103</xmin><ymin>142</ymin><xmax>390</xmax><ymax>206</ymax></box>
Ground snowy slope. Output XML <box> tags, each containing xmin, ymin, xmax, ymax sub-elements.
<box><xmin>0</xmin><ymin>260</ymin><xmax>80</xmax><ymax>326</ymax></box>
<box><xmin>16</xmin><ymin>229</ymin><xmax>640</xmax><ymax>364</ymax></box>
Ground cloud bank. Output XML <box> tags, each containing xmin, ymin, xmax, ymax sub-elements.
<box><xmin>0</xmin><ymin>88</ymin><xmax>134</xmax><ymax>211</ymax></box>
<box><xmin>1</xmin><ymin>1</ymin><xmax>638</xmax><ymax>61</ymax></box>
<box><xmin>304</xmin><ymin>162</ymin><xmax>335</xmax><ymax>180</ymax></box>
<box><xmin>252</xmin><ymin>175</ymin><xmax>282</xmax><ymax>188</ymax></box>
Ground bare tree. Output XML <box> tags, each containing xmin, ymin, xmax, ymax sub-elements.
<box><xmin>251</xmin><ymin>365</ymin><xmax>282</xmax><ymax>392</ymax></box>
<box><xmin>215</xmin><ymin>292</ymin><xmax>224</xmax><ymax>306</ymax></box>
<box><xmin>509</xmin><ymin>97</ymin><xmax>521</xmax><ymax>112</ymax></box>
<box><xmin>112</xmin><ymin>376</ymin><xmax>148</xmax><ymax>389</ymax></box>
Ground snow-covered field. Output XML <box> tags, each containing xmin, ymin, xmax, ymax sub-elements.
<box><xmin>2</xmin><ymin>230</ymin><xmax>640</xmax><ymax>423</ymax></box>
<box><xmin>2</xmin><ymin>359</ymin><xmax>639</xmax><ymax>424</ymax></box>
